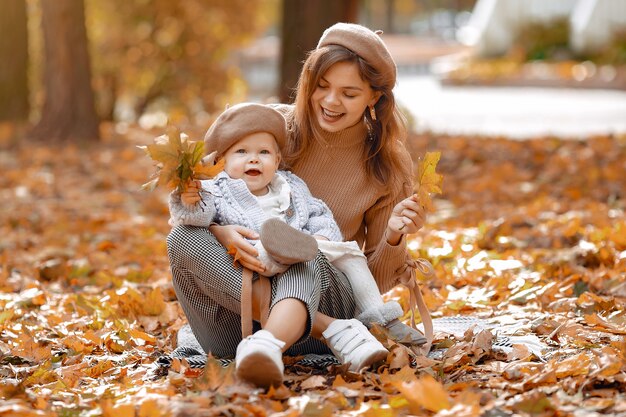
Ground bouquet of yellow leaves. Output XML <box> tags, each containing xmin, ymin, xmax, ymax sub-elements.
<box><xmin>139</xmin><ymin>126</ymin><xmax>224</xmax><ymax>193</ymax></box>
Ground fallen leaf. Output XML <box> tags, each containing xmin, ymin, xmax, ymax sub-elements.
<box><xmin>300</xmin><ymin>375</ymin><xmax>328</xmax><ymax>390</ymax></box>
<box><xmin>394</xmin><ymin>374</ymin><xmax>451</xmax><ymax>413</ymax></box>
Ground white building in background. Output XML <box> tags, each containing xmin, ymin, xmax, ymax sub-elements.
<box><xmin>458</xmin><ymin>0</ymin><xmax>626</xmax><ymax>56</ymax></box>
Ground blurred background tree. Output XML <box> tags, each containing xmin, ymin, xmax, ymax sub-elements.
<box><xmin>30</xmin><ymin>0</ymin><xmax>100</xmax><ymax>141</ymax></box>
<box><xmin>279</xmin><ymin>0</ymin><xmax>358</xmax><ymax>102</ymax></box>
<box><xmin>0</xmin><ymin>0</ymin><xmax>29</xmax><ymax>122</ymax></box>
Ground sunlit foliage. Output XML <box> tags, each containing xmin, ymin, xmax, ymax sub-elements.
<box><xmin>85</xmin><ymin>0</ymin><xmax>277</xmax><ymax>122</ymax></box>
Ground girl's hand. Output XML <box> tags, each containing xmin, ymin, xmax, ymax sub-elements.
<box><xmin>386</xmin><ymin>194</ymin><xmax>426</xmax><ymax>245</ymax></box>
<box><xmin>181</xmin><ymin>179</ymin><xmax>202</xmax><ymax>206</ymax></box>
<box><xmin>209</xmin><ymin>224</ymin><xmax>266</xmax><ymax>273</ymax></box>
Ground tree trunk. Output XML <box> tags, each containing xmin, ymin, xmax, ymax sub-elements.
<box><xmin>32</xmin><ymin>0</ymin><xmax>99</xmax><ymax>141</ymax></box>
<box><xmin>0</xmin><ymin>0</ymin><xmax>29</xmax><ymax>121</ymax></box>
<box><xmin>385</xmin><ymin>0</ymin><xmax>395</xmax><ymax>33</ymax></box>
<box><xmin>278</xmin><ymin>0</ymin><xmax>359</xmax><ymax>103</ymax></box>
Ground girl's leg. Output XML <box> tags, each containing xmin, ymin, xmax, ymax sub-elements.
<box><xmin>236</xmin><ymin>252</ymin><xmax>355</xmax><ymax>388</ymax></box>
<box><xmin>262</xmin><ymin>298</ymin><xmax>307</xmax><ymax>348</ymax></box>
<box><xmin>271</xmin><ymin>253</ymin><xmax>387</xmax><ymax>373</ymax></box>
<box><xmin>168</xmin><ymin>225</ymin><xmax>255</xmax><ymax>357</ymax></box>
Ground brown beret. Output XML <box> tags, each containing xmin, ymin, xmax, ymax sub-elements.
<box><xmin>204</xmin><ymin>103</ymin><xmax>287</xmax><ymax>157</ymax></box>
<box><xmin>317</xmin><ymin>22</ymin><xmax>397</xmax><ymax>88</ymax></box>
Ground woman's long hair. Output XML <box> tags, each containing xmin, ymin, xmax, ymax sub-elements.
<box><xmin>285</xmin><ymin>45</ymin><xmax>408</xmax><ymax>186</ymax></box>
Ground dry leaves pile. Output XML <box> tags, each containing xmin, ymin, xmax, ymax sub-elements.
<box><xmin>1</xmin><ymin>125</ymin><xmax>625</xmax><ymax>416</ymax></box>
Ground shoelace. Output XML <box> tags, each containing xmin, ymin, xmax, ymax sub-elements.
<box><xmin>398</xmin><ymin>257</ymin><xmax>435</xmax><ymax>355</ymax></box>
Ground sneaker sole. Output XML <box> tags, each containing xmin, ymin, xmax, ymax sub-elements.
<box><xmin>260</xmin><ymin>219</ymin><xmax>318</xmax><ymax>264</ymax></box>
<box><xmin>236</xmin><ymin>351</ymin><xmax>283</xmax><ymax>389</ymax></box>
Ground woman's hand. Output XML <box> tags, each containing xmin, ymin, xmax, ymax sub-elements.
<box><xmin>181</xmin><ymin>179</ymin><xmax>202</xmax><ymax>206</ymax></box>
<box><xmin>209</xmin><ymin>224</ymin><xmax>266</xmax><ymax>273</ymax></box>
<box><xmin>386</xmin><ymin>194</ymin><xmax>426</xmax><ymax>245</ymax></box>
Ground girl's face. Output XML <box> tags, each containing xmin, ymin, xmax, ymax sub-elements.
<box><xmin>310</xmin><ymin>61</ymin><xmax>380</xmax><ymax>133</ymax></box>
<box><xmin>223</xmin><ymin>132</ymin><xmax>281</xmax><ymax>196</ymax></box>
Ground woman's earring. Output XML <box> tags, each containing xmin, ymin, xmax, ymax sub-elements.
<box><xmin>369</xmin><ymin>105</ymin><xmax>377</xmax><ymax>121</ymax></box>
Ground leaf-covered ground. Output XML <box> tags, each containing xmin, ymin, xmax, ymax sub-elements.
<box><xmin>1</xmin><ymin>125</ymin><xmax>625</xmax><ymax>416</ymax></box>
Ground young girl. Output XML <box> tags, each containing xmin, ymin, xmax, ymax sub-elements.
<box><xmin>167</xmin><ymin>23</ymin><xmax>430</xmax><ymax>388</ymax></box>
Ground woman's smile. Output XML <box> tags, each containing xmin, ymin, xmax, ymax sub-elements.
<box><xmin>321</xmin><ymin>107</ymin><xmax>344</xmax><ymax>121</ymax></box>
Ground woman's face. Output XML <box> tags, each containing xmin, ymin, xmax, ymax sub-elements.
<box><xmin>310</xmin><ymin>61</ymin><xmax>380</xmax><ymax>133</ymax></box>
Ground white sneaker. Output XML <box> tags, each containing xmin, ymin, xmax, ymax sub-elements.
<box><xmin>235</xmin><ymin>330</ymin><xmax>285</xmax><ymax>388</ymax></box>
<box><xmin>323</xmin><ymin>319</ymin><xmax>388</xmax><ymax>372</ymax></box>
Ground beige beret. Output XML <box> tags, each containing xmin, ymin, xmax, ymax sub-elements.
<box><xmin>317</xmin><ymin>22</ymin><xmax>397</xmax><ymax>87</ymax></box>
<box><xmin>204</xmin><ymin>103</ymin><xmax>287</xmax><ymax>157</ymax></box>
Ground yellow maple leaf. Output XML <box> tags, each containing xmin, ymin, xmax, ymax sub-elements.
<box><xmin>193</xmin><ymin>151</ymin><xmax>225</xmax><ymax>180</ymax></box>
<box><xmin>414</xmin><ymin>151</ymin><xmax>443</xmax><ymax>212</ymax></box>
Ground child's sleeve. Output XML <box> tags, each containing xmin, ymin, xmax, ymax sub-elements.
<box><xmin>287</xmin><ymin>172</ymin><xmax>343</xmax><ymax>241</ymax></box>
<box><xmin>168</xmin><ymin>181</ymin><xmax>216</xmax><ymax>227</ymax></box>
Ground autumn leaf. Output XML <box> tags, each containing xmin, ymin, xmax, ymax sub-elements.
<box><xmin>191</xmin><ymin>355</ymin><xmax>235</xmax><ymax>392</ymax></box>
<box><xmin>16</xmin><ymin>333</ymin><xmax>52</xmax><ymax>363</ymax></box>
<box><xmin>414</xmin><ymin>151</ymin><xmax>443</xmax><ymax>212</ymax></box>
<box><xmin>394</xmin><ymin>374</ymin><xmax>451</xmax><ymax>413</ymax></box>
<box><xmin>101</xmin><ymin>400</ymin><xmax>135</xmax><ymax>417</ymax></box>
<box><xmin>138</xmin><ymin>399</ymin><xmax>165</xmax><ymax>417</ymax></box>
<box><xmin>138</xmin><ymin>126</ymin><xmax>224</xmax><ymax>193</ymax></box>
<box><xmin>227</xmin><ymin>244</ymin><xmax>243</xmax><ymax>268</ymax></box>
<box><xmin>300</xmin><ymin>375</ymin><xmax>328</xmax><ymax>390</ymax></box>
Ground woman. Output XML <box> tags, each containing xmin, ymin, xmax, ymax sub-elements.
<box><xmin>167</xmin><ymin>22</ymin><xmax>428</xmax><ymax>388</ymax></box>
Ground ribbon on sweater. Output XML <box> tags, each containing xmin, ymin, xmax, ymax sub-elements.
<box><xmin>240</xmin><ymin>268</ymin><xmax>271</xmax><ymax>338</ymax></box>
<box><xmin>398</xmin><ymin>257</ymin><xmax>434</xmax><ymax>355</ymax></box>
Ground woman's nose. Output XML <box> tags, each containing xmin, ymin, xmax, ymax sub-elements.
<box><xmin>323</xmin><ymin>90</ymin><xmax>340</xmax><ymax>105</ymax></box>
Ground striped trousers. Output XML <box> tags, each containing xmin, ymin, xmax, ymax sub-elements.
<box><xmin>167</xmin><ymin>225</ymin><xmax>357</xmax><ymax>358</ymax></box>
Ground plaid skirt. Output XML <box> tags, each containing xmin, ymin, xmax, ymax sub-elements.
<box><xmin>167</xmin><ymin>225</ymin><xmax>357</xmax><ymax>358</ymax></box>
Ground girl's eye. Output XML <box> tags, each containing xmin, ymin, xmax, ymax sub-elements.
<box><xmin>317</xmin><ymin>83</ymin><xmax>328</xmax><ymax>89</ymax></box>
<box><xmin>344</xmin><ymin>94</ymin><xmax>356</xmax><ymax>98</ymax></box>
<box><xmin>235</xmin><ymin>149</ymin><xmax>246</xmax><ymax>154</ymax></box>
<box><xmin>260</xmin><ymin>150</ymin><xmax>270</xmax><ymax>154</ymax></box>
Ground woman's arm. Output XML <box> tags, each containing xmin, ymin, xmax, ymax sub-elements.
<box><xmin>363</xmin><ymin>149</ymin><xmax>424</xmax><ymax>294</ymax></box>
<box><xmin>209</xmin><ymin>224</ymin><xmax>265</xmax><ymax>273</ymax></box>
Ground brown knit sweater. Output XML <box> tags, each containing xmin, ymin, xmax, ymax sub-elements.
<box><xmin>275</xmin><ymin>105</ymin><xmax>414</xmax><ymax>294</ymax></box>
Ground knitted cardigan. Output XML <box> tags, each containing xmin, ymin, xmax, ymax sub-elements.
<box><xmin>168</xmin><ymin>170</ymin><xmax>343</xmax><ymax>242</ymax></box>
<box><xmin>273</xmin><ymin>104</ymin><xmax>415</xmax><ymax>294</ymax></box>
